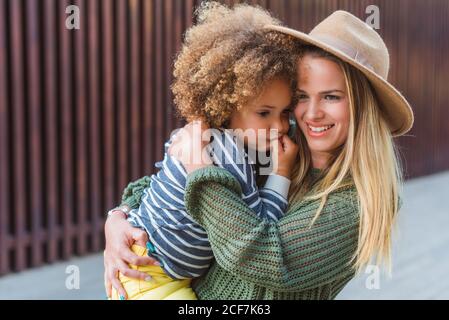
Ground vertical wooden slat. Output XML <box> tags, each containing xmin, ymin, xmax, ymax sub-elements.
<box><xmin>394</xmin><ymin>0</ymin><xmax>411</xmax><ymax>177</ymax></box>
<box><xmin>154</xmin><ymin>0</ymin><xmax>165</xmax><ymax>162</ymax></box>
<box><xmin>397</xmin><ymin>1</ymin><xmax>409</xmax><ymax>175</ymax></box>
<box><xmin>173</xmin><ymin>0</ymin><xmax>185</xmax><ymax>130</ymax></box>
<box><xmin>269</xmin><ymin>0</ymin><xmax>286</xmax><ymax>22</ymax></box>
<box><xmin>164</xmin><ymin>0</ymin><xmax>174</xmax><ymax>138</ymax></box>
<box><xmin>0</xmin><ymin>0</ymin><xmax>10</xmax><ymax>275</ymax></box>
<box><xmin>10</xmin><ymin>0</ymin><xmax>27</xmax><ymax>271</ymax></box>
<box><xmin>43</xmin><ymin>0</ymin><xmax>59</xmax><ymax>262</ymax></box>
<box><xmin>142</xmin><ymin>0</ymin><xmax>154</xmax><ymax>172</ymax></box>
<box><xmin>117</xmin><ymin>0</ymin><xmax>129</xmax><ymax>192</ymax></box>
<box><xmin>428</xmin><ymin>0</ymin><xmax>437</xmax><ymax>174</ymax></box>
<box><xmin>253</xmin><ymin>0</ymin><xmax>267</xmax><ymax>8</ymax></box>
<box><xmin>432</xmin><ymin>0</ymin><xmax>449</xmax><ymax>176</ymax></box>
<box><xmin>410</xmin><ymin>0</ymin><xmax>431</xmax><ymax>177</ymax></box>
<box><xmin>60</xmin><ymin>0</ymin><xmax>75</xmax><ymax>259</ymax></box>
<box><xmin>102</xmin><ymin>0</ymin><xmax>116</xmax><ymax>210</ymax></box>
<box><xmin>435</xmin><ymin>0</ymin><xmax>449</xmax><ymax>170</ymax></box>
<box><xmin>286</xmin><ymin>0</ymin><xmax>301</xmax><ymax>31</ymax></box>
<box><xmin>184</xmin><ymin>0</ymin><xmax>194</xmax><ymax>29</ymax></box>
<box><xmin>87</xmin><ymin>0</ymin><xmax>102</xmax><ymax>251</ymax></box>
<box><xmin>25</xmin><ymin>0</ymin><xmax>43</xmax><ymax>267</ymax></box>
<box><xmin>74</xmin><ymin>0</ymin><xmax>88</xmax><ymax>254</ymax></box>
<box><xmin>129</xmin><ymin>0</ymin><xmax>142</xmax><ymax>180</ymax></box>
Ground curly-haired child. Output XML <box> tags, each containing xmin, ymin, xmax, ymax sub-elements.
<box><xmin>110</xmin><ymin>1</ymin><xmax>300</xmax><ymax>300</ymax></box>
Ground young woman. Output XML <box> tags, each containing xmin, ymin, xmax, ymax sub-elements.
<box><xmin>103</xmin><ymin>9</ymin><xmax>413</xmax><ymax>300</ymax></box>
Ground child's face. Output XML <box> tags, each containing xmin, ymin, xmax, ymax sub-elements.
<box><xmin>228</xmin><ymin>78</ymin><xmax>292</xmax><ymax>151</ymax></box>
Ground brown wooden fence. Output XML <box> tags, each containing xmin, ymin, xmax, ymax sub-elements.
<box><xmin>0</xmin><ymin>0</ymin><xmax>448</xmax><ymax>276</ymax></box>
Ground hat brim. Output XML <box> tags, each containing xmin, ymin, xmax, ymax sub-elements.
<box><xmin>265</xmin><ymin>25</ymin><xmax>414</xmax><ymax>137</ymax></box>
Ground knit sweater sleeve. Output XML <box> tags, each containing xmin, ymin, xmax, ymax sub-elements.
<box><xmin>120</xmin><ymin>176</ymin><xmax>152</xmax><ymax>209</ymax></box>
<box><xmin>184</xmin><ymin>166</ymin><xmax>360</xmax><ymax>292</ymax></box>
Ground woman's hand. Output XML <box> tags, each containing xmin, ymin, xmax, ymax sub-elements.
<box><xmin>168</xmin><ymin>120</ymin><xmax>213</xmax><ymax>174</ymax></box>
<box><xmin>104</xmin><ymin>212</ymin><xmax>160</xmax><ymax>299</ymax></box>
<box><xmin>273</xmin><ymin>135</ymin><xmax>299</xmax><ymax>179</ymax></box>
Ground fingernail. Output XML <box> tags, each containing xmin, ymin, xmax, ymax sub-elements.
<box><xmin>145</xmin><ymin>276</ymin><xmax>153</xmax><ymax>282</ymax></box>
<box><xmin>154</xmin><ymin>261</ymin><xmax>161</xmax><ymax>266</ymax></box>
<box><xmin>119</xmin><ymin>294</ymin><xmax>126</xmax><ymax>300</ymax></box>
<box><xmin>146</xmin><ymin>241</ymin><xmax>155</xmax><ymax>253</ymax></box>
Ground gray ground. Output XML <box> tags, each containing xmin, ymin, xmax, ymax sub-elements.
<box><xmin>1</xmin><ymin>171</ymin><xmax>448</xmax><ymax>300</ymax></box>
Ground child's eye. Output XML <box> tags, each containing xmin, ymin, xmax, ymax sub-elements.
<box><xmin>282</xmin><ymin>108</ymin><xmax>292</xmax><ymax>114</ymax></box>
<box><xmin>297</xmin><ymin>94</ymin><xmax>308</xmax><ymax>101</ymax></box>
<box><xmin>324</xmin><ymin>95</ymin><xmax>340</xmax><ymax>101</ymax></box>
<box><xmin>258</xmin><ymin>111</ymin><xmax>270</xmax><ymax>117</ymax></box>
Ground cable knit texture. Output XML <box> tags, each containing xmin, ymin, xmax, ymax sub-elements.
<box><xmin>122</xmin><ymin>166</ymin><xmax>360</xmax><ymax>300</ymax></box>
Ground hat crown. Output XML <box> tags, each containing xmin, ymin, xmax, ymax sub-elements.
<box><xmin>309</xmin><ymin>10</ymin><xmax>389</xmax><ymax>79</ymax></box>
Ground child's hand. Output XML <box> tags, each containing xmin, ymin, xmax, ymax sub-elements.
<box><xmin>168</xmin><ymin>120</ymin><xmax>213</xmax><ymax>174</ymax></box>
<box><xmin>272</xmin><ymin>135</ymin><xmax>299</xmax><ymax>179</ymax></box>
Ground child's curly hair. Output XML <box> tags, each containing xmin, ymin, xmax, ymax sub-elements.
<box><xmin>171</xmin><ymin>1</ymin><xmax>300</xmax><ymax>128</ymax></box>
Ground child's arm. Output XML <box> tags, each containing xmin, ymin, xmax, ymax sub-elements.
<box><xmin>259</xmin><ymin>174</ymin><xmax>291</xmax><ymax>217</ymax></box>
<box><xmin>211</xmin><ymin>131</ymin><xmax>289</xmax><ymax>221</ymax></box>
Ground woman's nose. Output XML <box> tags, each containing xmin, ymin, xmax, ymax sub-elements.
<box><xmin>304</xmin><ymin>99</ymin><xmax>325</xmax><ymax>120</ymax></box>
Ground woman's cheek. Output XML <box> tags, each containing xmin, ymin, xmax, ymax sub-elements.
<box><xmin>293</xmin><ymin>104</ymin><xmax>303</xmax><ymax>122</ymax></box>
<box><xmin>336</xmin><ymin>100</ymin><xmax>350</xmax><ymax>121</ymax></box>
<box><xmin>293</xmin><ymin>106</ymin><xmax>306</xmax><ymax>132</ymax></box>
<box><xmin>334</xmin><ymin>101</ymin><xmax>350</xmax><ymax>143</ymax></box>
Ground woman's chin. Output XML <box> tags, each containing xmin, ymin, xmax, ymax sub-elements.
<box><xmin>307</xmin><ymin>140</ymin><xmax>335</xmax><ymax>154</ymax></box>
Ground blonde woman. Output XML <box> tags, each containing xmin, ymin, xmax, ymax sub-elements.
<box><xmin>104</xmin><ymin>10</ymin><xmax>413</xmax><ymax>299</ymax></box>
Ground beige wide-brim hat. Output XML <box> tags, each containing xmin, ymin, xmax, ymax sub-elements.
<box><xmin>265</xmin><ymin>10</ymin><xmax>414</xmax><ymax>137</ymax></box>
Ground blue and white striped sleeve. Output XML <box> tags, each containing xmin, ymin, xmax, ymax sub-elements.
<box><xmin>126</xmin><ymin>138</ymin><xmax>188</xmax><ymax>233</ymax></box>
<box><xmin>127</xmin><ymin>207</ymin><xmax>150</xmax><ymax>233</ymax></box>
<box><xmin>210</xmin><ymin>130</ymin><xmax>289</xmax><ymax>221</ymax></box>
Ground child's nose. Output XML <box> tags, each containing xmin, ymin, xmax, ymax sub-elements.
<box><xmin>271</xmin><ymin>118</ymin><xmax>288</xmax><ymax>136</ymax></box>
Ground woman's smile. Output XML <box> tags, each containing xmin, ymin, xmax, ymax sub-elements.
<box><xmin>306</xmin><ymin>122</ymin><xmax>336</xmax><ymax>137</ymax></box>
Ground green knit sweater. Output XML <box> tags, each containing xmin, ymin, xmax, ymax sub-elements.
<box><xmin>121</xmin><ymin>167</ymin><xmax>360</xmax><ymax>300</ymax></box>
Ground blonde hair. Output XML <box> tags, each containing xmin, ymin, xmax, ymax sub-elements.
<box><xmin>288</xmin><ymin>46</ymin><xmax>403</xmax><ymax>273</ymax></box>
<box><xmin>171</xmin><ymin>1</ymin><xmax>299</xmax><ymax>128</ymax></box>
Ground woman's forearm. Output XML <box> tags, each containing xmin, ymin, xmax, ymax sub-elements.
<box><xmin>184</xmin><ymin>166</ymin><xmax>360</xmax><ymax>292</ymax></box>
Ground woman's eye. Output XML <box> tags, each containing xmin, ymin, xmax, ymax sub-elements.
<box><xmin>324</xmin><ymin>95</ymin><xmax>340</xmax><ymax>101</ymax></box>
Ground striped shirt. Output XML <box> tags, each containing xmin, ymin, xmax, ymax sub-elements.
<box><xmin>127</xmin><ymin>129</ymin><xmax>289</xmax><ymax>279</ymax></box>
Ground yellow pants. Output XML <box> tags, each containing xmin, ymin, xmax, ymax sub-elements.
<box><xmin>111</xmin><ymin>245</ymin><xmax>197</xmax><ymax>300</ymax></box>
